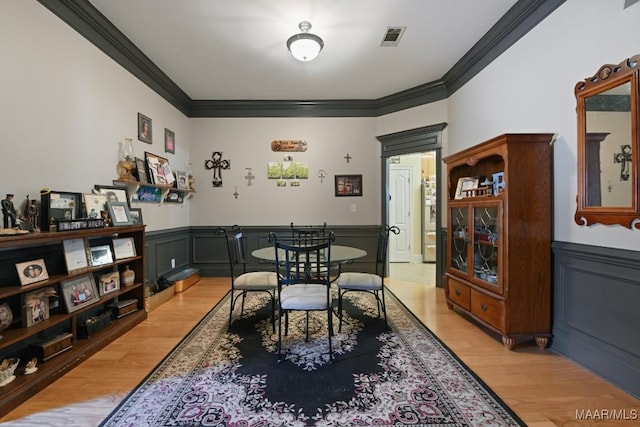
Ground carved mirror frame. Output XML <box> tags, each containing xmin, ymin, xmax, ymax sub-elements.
<box><xmin>575</xmin><ymin>54</ymin><xmax>640</xmax><ymax>229</ymax></box>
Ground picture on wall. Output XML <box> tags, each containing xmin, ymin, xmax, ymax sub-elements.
<box><xmin>165</xmin><ymin>128</ymin><xmax>175</xmax><ymax>154</ymax></box>
<box><xmin>138</xmin><ymin>113</ymin><xmax>152</xmax><ymax>144</ymax></box>
<box><xmin>335</xmin><ymin>174</ymin><xmax>363</xmax><ymax>197</ymax></box>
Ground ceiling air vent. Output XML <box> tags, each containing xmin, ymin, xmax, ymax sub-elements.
<box><xmin>380</xmin><ymin>27</ymin><xmax>406</xmax><ymax>47</ymax></box>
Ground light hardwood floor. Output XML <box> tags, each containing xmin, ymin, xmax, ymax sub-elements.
<box><xmin>1</xmin><ymin>277</ymin><xmax>638</xmax><ymax>426</ymax></box>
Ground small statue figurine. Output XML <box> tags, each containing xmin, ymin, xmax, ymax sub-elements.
<box><xmin>24</xmin><ymin>357</ymin><xmax>38</xmax><ymax>375</ymax></box>
<box><xmin>1</xmin><ymin>194</ymin><xmax>17</xmax><ymax>229</ymax></box>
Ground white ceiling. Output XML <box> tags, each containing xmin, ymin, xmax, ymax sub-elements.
<box><xmin>88</xmin><ymin>0</ymin><xmax>517</xmax><ymax>101</ymax></box>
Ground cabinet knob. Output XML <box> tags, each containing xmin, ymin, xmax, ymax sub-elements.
<box><xmin>480</xmin><ymin>304</ymin><xmax>488</xmax><ymax>312</ymax></box>
<box><xmin>455</xmin><ymin>289</ymin><xmax>461</xmax><ymax>296</ymax></box>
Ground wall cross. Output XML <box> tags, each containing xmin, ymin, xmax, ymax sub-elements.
<box><xmin>205</xmin><ymin>151</ymin><xmax>230</xmax><ymax>187</ymax></box>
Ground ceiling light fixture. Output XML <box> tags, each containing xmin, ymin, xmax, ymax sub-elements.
<box><xmin>286</xmin><ymin>21</ymin><xmax>324</xmax><ymax>62</ymax></box>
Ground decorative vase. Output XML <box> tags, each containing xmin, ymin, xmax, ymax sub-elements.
<box><xmin>121</xmin><ymin>265</ymin><xmax>135</xmax><ymax>287</ymax></box>
<box><xmin>0</xmin><ymin>303</ymin><xmax>13</xmax><ymax>335</ymax></box>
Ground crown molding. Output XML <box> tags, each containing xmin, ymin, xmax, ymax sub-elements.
<box><xmin>37</xmin><ymin>0</ymin><xmax>564</xmax><ymax>118</ymax></box>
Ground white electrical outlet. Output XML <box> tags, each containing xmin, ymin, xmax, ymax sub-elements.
<box><xmin>171</xmin><ymin>258</ymin><xmax>176</xmax><ymax>268</ymax></box>
<box><xmin>351</xmin><ymin>204</ymin><xmax>357</xmax><ymax>213</ymax></box>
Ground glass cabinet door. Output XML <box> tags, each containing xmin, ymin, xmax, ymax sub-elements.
<box><xmin>472</xmin><ymin>204</ymin><xmax>500</xmax><ymax>290</ymax></box>
<box><xmin>449</xmin><ymin>206</ymin><xmax>469</xmax><ymax>274</ymax></box>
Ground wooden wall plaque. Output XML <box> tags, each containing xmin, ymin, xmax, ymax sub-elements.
<box><xmin>271</xmin><ymin>140</ymin><xmax>307</xmax><ymax>152</ymax></box>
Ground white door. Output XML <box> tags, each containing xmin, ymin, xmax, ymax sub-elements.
<box><xmin>389</xmin><ymin>166</ymin><xmax>411</xmax><ymax>262</ymax></box>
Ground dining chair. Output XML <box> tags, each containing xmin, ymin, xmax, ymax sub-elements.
<box><xmin>336</xmin><ymin>225</ymin><xmax>400</xmax><ymax>332</ymax></box>
<box><xmin>216</xmin><ymin>225</ymin><xmax>277</xmax><ymax>332</ymax></box>
<box><xmin>270</xmin><ymin>231</ymin><xmax>335</xmax><ymax>363</ymax></box>
<box><xmin>290</xmin><ymin>222</ymin><xmax>327</xmax><ymax>245</ymax></box>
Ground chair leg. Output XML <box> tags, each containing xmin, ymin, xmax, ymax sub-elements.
<box><xmin>278</xmin><ymin>308</ymin><xmax>283</xmax><ymax>363</ymax></box>
<box><xmin>328</xmin><ymin>305</ymin><xmax>334</xmax><ymax>361</ymax></box>
<box><xmin>381</xmin><ymin>288</ymin><xmax>388</xmax><ymax>331</ymax></box>
<box><xmin>270</xmin><ymin>291</ymin><xmax>275</xmax><ymax>333</ymax></box>
<box><xmin>305</xmin><ymin>311</ymin><xmax>310</xmax><ymax>342</ymax></box>
<box><xmin>228</xmin><ymin>289</ymin><xmax>235</xmax><ymax>330</ymax></box>
<box><xmin>338</xmin><ymin>289</ymin><xmax>344</xmax><ymax>333</ymax></box>
<box><xmin>240</xmin><ymin>292</ymin><xmax>247</xmax><ymax>316</ymax></box>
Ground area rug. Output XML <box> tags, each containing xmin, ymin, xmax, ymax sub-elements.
<box><xmin>100</xmin><ymin>289</ymin><xmax>524</xmax><ymax>426</ymax></box>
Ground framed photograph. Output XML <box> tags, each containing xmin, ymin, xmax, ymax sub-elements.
<box><xmin>40</xmin><ymin>190</ymin><xmax>83</xmax><ymax>231</ymax></box>
<box><xmin>138</xmin><ymin>113</ymin><xmax>152</xmax><ymax>144</ymax></box>
<box><xmin>61</xmin><ymin>274</ymin><xmax>99</xmax><ymax>313</ymax></box>
<box><xmin>165</xmin><ymin>128</ymin><xmax>175</xmax><ymax>154</ymax></box>
<box><xmin>63</xmin><ymin>238</ymin><xmax>90</xmax><ymax>274</ymax></box>
<box><xmin>145</xmin><ymin>152</ymin><xmax>175</xmax><ymax>185</ymax></box>
<box><xmin>98</xmin><ymin>271</ymin><xmax>120</xmax><ymax>296</ymax></box>
<box><xmin>135</xmin><ymin>157</ymin><xmax>149</xmax><ymax>183</ymax></box>
<box><xmin>455</xmin><ymin>177</ymin><xmax>480</xmax><ymax>199</ymax></box>
<box><xmin>15</xmin><ymin>259</ymin><xmax>49</xmax><ymax>286</ymax></box>
<box><xmin>90</xmin><ymin>245</ymin><xmax>113</xmax><ymax>266</ymax></box>
<box><xmin>83</xmin><ymin>193</ymin><xmax>107</xmax><ymax>220</ymax></box>
<box><xmin>175</xmin><ymin>170</ymin><xmax>189</xmax><ymax>190</ymax></box>
<box><xmin>132</xmin><ymin>185</ymin><xmax>163</xmax><ymax>203</ymax></box>
<box><xmin>22</xmin><ymin>288</ymin><xmax>55</xmax><ymax>327</ymax></box>
<box><xmin>107</xmin><ymin>202</ymin><xmax>133</xmax><ymax>226</ymax></box>
<box><xmin>129</xmin><ymin>207</ymin><xmax>143</xmax><ymax>225</ymax></box>
<box><xmin>335</xmin><ymin>174</ymin><xmax>363</xmax><ymax>197</ymax></box>
<box><xmin>112</xmin><ymin>237</ymin><xmax>136</xmax><ymax>259</ymax></box>
<box><xmin>164</xmin><ymin>190</ymin><xmax>184</xmax><ymax>203</ymax></box>
<box><xmin>94</xmin><ymin>185</ymin><xmax>130</xmax><ymax>207</ymax></box>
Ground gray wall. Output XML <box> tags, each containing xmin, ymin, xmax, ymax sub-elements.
<box><xmin>551</xmin><ymin>242</ymin><xmax>640</xmax><ymax>398</ymax></box>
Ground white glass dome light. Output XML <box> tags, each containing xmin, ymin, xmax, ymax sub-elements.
<box><xmin>286</xmin><ymin>21</ymin><xmax>324</xmax><ymax>62</ymax></box>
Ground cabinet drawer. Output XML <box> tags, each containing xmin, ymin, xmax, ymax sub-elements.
<box><xmin>447</xmin><ymin>278</ymin><xmax>470</xmax><ymax>310</ymax></box>
<box><xmin>470</xmin><ymin>290</ymin><xmax>505</xmax><ymax>330</ymax></box>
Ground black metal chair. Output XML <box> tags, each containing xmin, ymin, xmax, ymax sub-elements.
<box><xmin>270</xmin><ymin>231</ymin><xmax>335</xmax><ymax>363</ymax></box>
<box><xmin>216</xmin><ymin>225</ymin><xmax>277</xmax><ymax>331</ymax></box>
<box><xmin>336</xmin><ymin>225</ymin><xmax>400</xmax><ymax>331</ymax></box>
<box><xmin>290</xmin><ymin>222</ymin><xmax>327</xmax><ymax>244</ymax></box>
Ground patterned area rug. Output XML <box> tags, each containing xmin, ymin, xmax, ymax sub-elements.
<box><xmin>100</xmin><ymin>289</ymin><xmax>524</xmax><ymax>426</ymax></box>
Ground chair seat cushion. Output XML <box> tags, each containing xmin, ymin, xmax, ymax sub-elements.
<box><xmin>336</xmin><ymin>272</ymin><xmax>382</xmax><ymax>290</ymax></box>
<box><xmin>235</xmin><ymin>271</ymin><xmax>278</xmax><ymax>290</ymax></box>
<box><xmin>280</xmin><ymin>284</ymin><xmax>328</xmax><ymax>310</ymax></box>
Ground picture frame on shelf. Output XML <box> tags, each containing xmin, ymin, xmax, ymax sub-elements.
<box><xmin>132</xmin><ymin>185</ymin><xmax>163</xmax><ymax>203</ymax></box>
<box><xmin>175</xmin><ymin>170</ymin><xmax>189</xmax><ymax>190</ymax></box>
<box><xmin>334</xmin><ymin>174</ymin><xmax>363</xmax><ymax>197</ymax></box>
<box><xmin>90</xmin><ymin>245</ymin><xmax>113</xmax><ymax>266</ymax></box>
<box><xmin>138</xmin><ymin>113</ymin><xmax>152</xmax><ymax>144</ymax></box>
<box><xmin>94</xmin><ymin>185</ymin><xmax>130</xmax><ymax>207</ymax></box>
<box><xmin>98</xmin><ymin>271</ymin><xmax>120</xmax><ymax>296</ymax></box>
<box><xmin>107</xmin><ymin>201</ymin><xmax>133</xmax><ymax>226</ymax></box>
<box><xmin>164</xmin><ymin>128</ymin><xmax>175</xmax><ymax>154</ymax></box>
<box><xmin>61</xmin><ymin>274</ymin><xmax>99</xmax><ymax>313</ymax></box>
<box><xmin>454</xmin><ymin>177</ymin><xmax>479</xmax><ymax>199</ymax></box>
<box><xmin>62</xmin><ymin>238</ymin><xmax>90</xmax><ymax>274</ymax></box>
<box><xmin>164</xmin><ymin>190</ymin><xmax>184</xmax><ymax>203</ymax></box>
<box><xmin>83</xmin><ymin>193</ymin><xmax>107</xmax><ymax>220</ymax></box>
<box><xmin>112</xmin><ymin>237</ymin><xmax>136</xmax><ymax>259</ymax></box>
<box><xmin>15</xmin><ymin>259</ymin><xmax>49</xmax><ymax>286</ymax></box>
<box><xmin>40</xmin><ymin>190</ymin><xmax>83</xmax><ymax>231</ymax></box>
<box><xmin>22</xmin><ymin>288</ymin><xmax>55</xmax><ymax>327</ymax></box>
<box><xmin>129</xmin><ymin>207</ymin><xmax>143</xmax><ymax>225</ymax></box>
<box><xmin>135</xmin><ymin>157</ymin><xmax>149</xmax><ymax>183</ymax></box>
<box><xmin>145</xmin><ymin>152</ymin><xmax>175</xmax><ymax>185</ymax></box>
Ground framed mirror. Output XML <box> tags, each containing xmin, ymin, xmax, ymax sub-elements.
<box><xmin>575</xmin><ymin>54</ymin><xmax>640</xmax><ymax>228</ymax></box>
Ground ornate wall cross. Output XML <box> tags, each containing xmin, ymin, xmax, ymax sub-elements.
<box><xmin>613</xmin><ymin>144</ymin><xmax>632</xmax><ymax>181</ymax></box>
<box><xmin>344</xmin><ymin>153</ymin><xmax>352</xmax><ymax>163</ymax></box>
<box><xmin>205</xmin><ymin>151</ymin><xmax>230</xmax><ymax>187</ymax></box>
<box><xmin>244</xmin><ymin>168</ymin><xmax>255</xmax><ymax>186</ymax></box>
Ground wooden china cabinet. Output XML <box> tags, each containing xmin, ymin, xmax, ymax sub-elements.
<box><xmin>443</xmin><ymin>133</ymin><xmax>554</xmax><ymax>350</ymax></box>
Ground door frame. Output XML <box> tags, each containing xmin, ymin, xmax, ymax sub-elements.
<box><xmin>376</xmin><ymin>123</ymin><xmax>447</xmax><ymax>287</ymax></box>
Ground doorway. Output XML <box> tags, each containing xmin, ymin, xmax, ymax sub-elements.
<box><xmin>388</xmin><ymin>153</ymin><xmax>437</xmax><ymax>286</ymax></box>
<box><xmin>376</xmin><ymin>123</ymin><xmax>446</xmax><ymax>288</ymax></box>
